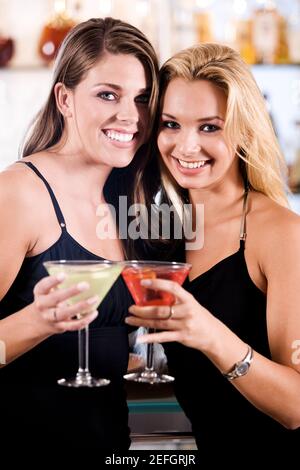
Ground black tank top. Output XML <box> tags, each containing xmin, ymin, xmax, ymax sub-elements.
<box><xmin>0</xmin><ymin>161</ymin><xmax>132</xmax><ymax>452</ymax></box>
<box><xmin>164</xmin><ymin>189</ymin><xmax>299</xmax><ymax>451</ymax></box>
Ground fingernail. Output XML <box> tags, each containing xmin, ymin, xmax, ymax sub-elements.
<box><xmin>77</xmin><ymin>282</ymin><xmax>90</xmax><ymax>291</ymax></box>
<box><xmin>56</xmin><ymin>273</ymin><xmax>66</xmax><ymax>281</ymax></box>
<box><xmin>141</xmin><ymin>279</ymin><xmax>152</xmax><ymax>286</ymax></box>
<box><xmin>87</xmin><ymin>295</ymin><xmax>99</xmax><ymax>305</ymax></box>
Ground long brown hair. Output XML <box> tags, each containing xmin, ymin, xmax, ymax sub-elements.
<box><xmin>22</xmin><ymin>17</ymin><xmax>158</xmax><ymax>156</ymax></box>
<box><xmin>21</xmin><ymin>17</ymin><xmax>159</xmax><ymax>258</ymax></box>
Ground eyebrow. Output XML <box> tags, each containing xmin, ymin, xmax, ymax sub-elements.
<box><xmin>92</xmin><ymin>82</ymin><xmax>151</xmax><ymax>93</ymax></box>
<box><xmin>162</xmin><ymin>113</ymin><xmax>224</xmax><ymax>122</ymax></box>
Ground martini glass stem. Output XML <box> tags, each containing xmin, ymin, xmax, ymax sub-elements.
<box><xmin>77</xmin><ymin>325</ymin><xmax>92</xmax><ymax>382</ymax></box>
<box><xmin>146</xmin><ymin>329</ymin><xmax>155</xmax><ymax>371</ymax></box>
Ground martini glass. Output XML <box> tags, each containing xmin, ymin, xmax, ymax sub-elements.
<box><xmin>43</xmin><ymin>260</ymin><xmax>123</xmax><ymax>387</ymax></box>
<box><xmin>122</xmin><ymin>261</ymin><xmax>191</xmax><ymax>384</ymax></box>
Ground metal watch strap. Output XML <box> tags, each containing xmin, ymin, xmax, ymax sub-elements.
<box><xmin>223</xmin><ymin>345</ymin><xmax>253</xmax><ymax>381</ymax></box>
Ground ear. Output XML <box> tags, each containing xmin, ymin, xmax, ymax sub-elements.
<box><xmin>54</xmin><ymin>82</ymin><xmax>73</xmax><ymax>118</ymax></box>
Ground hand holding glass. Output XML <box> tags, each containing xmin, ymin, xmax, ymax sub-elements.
<box><xmin>122</xmin><ymin>261</ymin><xmax>191</xmax><ymax>384</ymax></box>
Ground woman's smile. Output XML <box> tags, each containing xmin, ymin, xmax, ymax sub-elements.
<box><xmin>171</xmin><ymin>155</ymin><xmax>214</xmax><ymax>174</ymax></box>
<box><xmin>102</xmin><ymin>127</ymin><xmax>138</xmax><ymax>148</ymax></box>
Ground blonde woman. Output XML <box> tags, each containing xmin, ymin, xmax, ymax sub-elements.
<box><xmin>0</xmin><ymin>18</ymin><xmax>158</xmax><ymax>453</ymax></box>
<box><xmin>126</xmin><ymin>43</ymin><xmax>300</xmax><ymax>452</ymax></box>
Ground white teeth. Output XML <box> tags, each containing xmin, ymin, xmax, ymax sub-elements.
<box><xmin>104</xmin><ymin>130</ymin><xmax>134</xmax><ymax>142</ymax></box>
<box><xmin>178</xmin><ymin>159</ymin><xmax>208</xmax><ymax>169</ymax></box>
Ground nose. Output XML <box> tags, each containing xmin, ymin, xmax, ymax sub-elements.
<box><xmin>178</xmin><ymin>143</ymin><xmax>201</xmax><ymax>157</ymax></box>
<box><xmin>175</xmin><ymin>134</ymin><xmax>201</xmax><ymax>158</ymax></box>
<box><xmin>116</xmin><ymin>98</ymin><xmax>139</xmax><ymax>124</ymax></box>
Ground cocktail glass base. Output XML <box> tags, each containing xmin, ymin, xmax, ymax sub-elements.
<box><xmin>58</xmin><ymin>372</ymin><xmax>110</xmax><ymax>387</ymax></box>
<box><xmin>124</xmin><ymin>370</ymin><xmax>174</xmax><ymax>384</ymax></box>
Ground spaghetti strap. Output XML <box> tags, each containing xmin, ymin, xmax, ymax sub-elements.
<box><xmin>239</xmin><ymin>187</ymin><xmax>249</xmax><ymax>249</ymax></box>
<box><xmin>16</xmin><ymin>161</ymin><xmax>67</xmax><ymax>230</ymax></box>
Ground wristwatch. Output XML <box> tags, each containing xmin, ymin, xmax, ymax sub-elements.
<box><xmin>223</xmin><ymin>345</ymin><xmax>253</xmax><ymax>381</ymax></box>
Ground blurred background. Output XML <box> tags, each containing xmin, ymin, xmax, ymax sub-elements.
<box><xmin>0</xmin><ymin>1</ymin><xmax>300</xmax><ymax>199</ymax></box>
<box><xmin>1</xmin><ymin>0</ymin><xmax>300</xmax><ymax>448</ymax></box>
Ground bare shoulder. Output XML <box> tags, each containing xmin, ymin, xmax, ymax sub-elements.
<box><xmin>1</xmin><ymin>167</ymin><xmax>27</xmax><ymax>206</ymax></box>
<box><xmin>247</xmin><ymin>191</ymin><xmax>300</xmax><ymax>272</ymax></box>
<box><xmin>0</xmin><ymin>161</ymin><xmax>33</xmax><ymax>200</ymax></box>
<box><xmin>248</xmin><ymin>191</ymin><xmax>300</xmax><ymax>237</ymax></box>
<box><xmin>1</xmin><ymin>153</ymin><xmax>49</xmax><ymax>202</ymax></box>
<box><xmin>0</xmin><ymin>156</ymin><xmax>49</xmax><ymax>233</ymax></box>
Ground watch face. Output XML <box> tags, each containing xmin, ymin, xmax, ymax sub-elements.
<box><xmin>236</xmin><ymin>363</ymin><xmax>249</xmax><ymax>376</ymax></box>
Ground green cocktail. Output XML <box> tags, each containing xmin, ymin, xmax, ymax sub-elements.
<box><xmin>46</xmin><ymin>263</ymin><xmax>123</xmax><ymax>314</ymax></box>
<box><xmin>44</xmin><ymin>260</ymin><xmax>123</xmax><ymax>387</ymax></box>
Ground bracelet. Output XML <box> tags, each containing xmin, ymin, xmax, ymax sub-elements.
<box><xmin>223</xmin><ymin>345</ymin><xmax>253</xmax><ymax>381</ymax></box>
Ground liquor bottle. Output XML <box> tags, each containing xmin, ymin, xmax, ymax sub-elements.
<box><xmin>276</xmin><ymin>13</ymin><xmax>290</xmax><ymax>63</ymax></box>
<box><xmin>252</xmin><ymin>1</ymin><xmax>289</xmax><ymax>64</ymax></box>
<box><xmin>234</xmin><ymin>19</ymin><xmax>256</xmax><ymax>64</ymax></box>
<box><xmin>194</xmin><ymin>11</ymin><xmax>214</xmax><ymax>43</ymax></box>
<box><xmin>38</xmin><ymin>0</ymin><xmax>76</xmax><ymax>64</ymax></box>
<box><xmin>253</xmin><ymin>3</ymin><xmax>277</xmax><ymax>64</ymax></box>
<box><xmin>0</xmin><ymin>35</ymin><xmax>14</xmax><ymax>67</ymax></box>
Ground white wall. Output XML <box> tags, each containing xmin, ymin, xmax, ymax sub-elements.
<box><xmin>0</xmin><ymin>68</ymin><xmax>52</xmax><ymax>167</ymax></box>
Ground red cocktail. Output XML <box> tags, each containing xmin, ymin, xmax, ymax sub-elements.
<box><xmin>122</xmin><ymin>261</ymin><xmax>191</xmax><ymax>383</ymax></box>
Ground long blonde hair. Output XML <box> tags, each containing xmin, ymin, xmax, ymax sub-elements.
<box><xmin>157</xmin><ymin>43</ymin><xmax>288</xmax><ymax>208</ymax></box>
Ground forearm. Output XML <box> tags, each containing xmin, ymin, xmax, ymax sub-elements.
<box><xmin>204</xmin><ymin>318</ymin><xmax>300</xmax><ymax>430</ymax></box>
<box><xmin>0</xmin><ymin>304</ymin><xmax>50</xmax><ymax>366</ymax></box>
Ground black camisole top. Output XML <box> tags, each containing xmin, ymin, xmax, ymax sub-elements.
<box><xmin>163</xmin><ymin>189</ymin><xmax>299</xmax><ymax>451</ymax></box>
<box><xmin>0</xmin><ymin>161</ymin><xmax>132</xmax><ymax>452</ymax></box>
